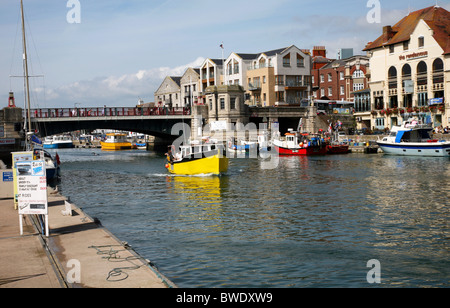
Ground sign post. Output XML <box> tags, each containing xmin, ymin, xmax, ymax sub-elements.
<box><xmin>15</xmin><ymin>159</ymin><xmax>48</xmax><ymax>237</ymax></box>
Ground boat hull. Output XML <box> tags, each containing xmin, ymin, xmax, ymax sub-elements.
<box><xmin>167</xmin><ymin>153</ymin><xmax>229</xmax><ymax>175</ymax></box>
<box><xmin>377</xmin><ymin>141</ymin><xmax>450</xmax><ymax>157</ymax></box>
<box><xmin>274</xmin><ymin>145</ymin><xmax>327</xmax><ymax>156</ymax></box>
<box><xmin>43</xmin><ymin>143</ymin><xmax>74</xmax><ymax>149</ymax></box>
<box><xmin>100</xmin><ymin>141</ymin><xmax>132</xmax><ymax>151</ymax></box>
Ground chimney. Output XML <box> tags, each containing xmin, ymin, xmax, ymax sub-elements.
<box><xmin>383</xmin><ymin>26</ymin><xmax>396</xmax><ymax>43</ymax></box>
<box><xmin>313</xmin><ymin>46</ymin><xmax>326</xmax><ymax>57</ymax></box>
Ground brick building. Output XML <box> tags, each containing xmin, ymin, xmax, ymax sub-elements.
<box><xmin>311</xmin><ymin>46</ymin><xmax>369</xmax><ymax>113</ymax></box>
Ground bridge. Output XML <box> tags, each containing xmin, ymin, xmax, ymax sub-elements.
<box><xmin>30</xmin><ymin>106</ymin><xmax>191</xmax><ymax>139</ymax></box>
<box><xmin>29</xmin><ymin>103</ymin><xmax>329</xmax><ymax>146</ymax></box>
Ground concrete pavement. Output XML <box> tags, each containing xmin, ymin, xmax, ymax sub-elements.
<box><xmin>0</xmin><ymin>190</ymin><xmax>176</xmax><ymax>288</ymax></box>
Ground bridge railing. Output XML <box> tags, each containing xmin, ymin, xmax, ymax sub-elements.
<box><xmin>30</xmin><ymin>106</ymin><xmax>191</xmax><ymax>119</ymax></box>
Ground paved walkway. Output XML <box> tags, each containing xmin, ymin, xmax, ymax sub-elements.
<box><xmin>0</xmin><ymin>190</ymin><xmax>176</xmax><ymax>288</ymax></box>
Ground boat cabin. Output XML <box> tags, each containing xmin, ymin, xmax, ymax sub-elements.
<box><xmin>168</xmin><ymin>143</ymin><xmax>223</xmax><ymax>162</ymax></box>
<box><xmin>105</xmin><ymin>133</ymin><xmax>128</xmax><ymax>143</ymax></box>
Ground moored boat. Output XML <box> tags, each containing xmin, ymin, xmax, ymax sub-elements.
<box><xmin>32</xmin><ymin>148</ymin><xmax>60</xmax><ymax>180</ymax></box>
<box><xmin>377</xmin><ymin>118</ymin><xmax>450</xmax><ymax>157</ymax></box>
<box><xmin>227</xmin><ymin>137</ymin><xmax>258</xmax><ymax>155</ymax></box>
<box><xmin>43</xmin><ymin>135</ymin><xmax>74</xmax><ymax>149</ymax></box>
<box><xmin>273</xmin><ymin>130</ymin><xmax>327</xmax><ymax>155</ymax></box>
<box><xmin>165</xmin><ymin>143</ymin><xmax>228</xmax><ymax>175</ymax></box>
<box><xmin>100</xmin><ymin>133</ymin><xmax>132</xmax><ymax>151</ymax></box>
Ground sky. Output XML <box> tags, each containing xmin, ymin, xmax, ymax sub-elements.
<box><xmin>1</xmin><ymin>0</ymin><xmax>449</xmax><ymax>109</ymax></box>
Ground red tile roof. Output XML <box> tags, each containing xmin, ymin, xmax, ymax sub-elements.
<box><xmin>363</xmin><ymin>6</ymin><xmax>450</xmax><ymax>55</ymax></box>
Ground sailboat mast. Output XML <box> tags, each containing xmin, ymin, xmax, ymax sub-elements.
<box><xmin>20</xmin><ymin>0</ymin><xmax>32</xmax><ymax>145</ymax></box>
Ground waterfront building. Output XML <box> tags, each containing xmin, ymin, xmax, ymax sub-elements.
<box><xmin>224</xmin><ymin>52</ymin><xmax>258</xmax><ymax>87</ymax></box>
<box><xmin>246</xmin><ymin>45</ymin><xmax>311</xmax><ymax>107</ymax></box>
<box><xmin>154</xmin><ymin>76</ymin><xmax>182</xmax><ymax>108</ymax></box>
<box><xmin>363</xmin><ymin>5</ymin><xmax>450</xmax><ymax>130</ymax></box>
<box><xmin>311</xmin><ymin>47</ymin><xmax>369</xmax><ymax>117</ymax></box>
<box><xmin>199</xmin><ymin>58</ymin><xmax>224</xmax><ymax>102</ymax></box>
<box><xmin>313</xmin><ymin>55</ymin><xmax>369</xmax><ymax>102</ymax></box>
<box><xmin>204</xmin><ymin>85</ymin><xmax>247</xmax><ymax>130</ymax></box>
<box><xmin>180</xmin><ymin>67</ymin><xmax>200</xmax><ymax>107</ymax></box>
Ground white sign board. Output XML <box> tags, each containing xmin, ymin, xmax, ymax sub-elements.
<box><xmin>16</xmin><ymin>160</ymin><xmax>48</xmax><ymax>215</ymax></box>
<box><xmin>210</xmin><ymin>120</ymin><xmax>228</xmax><ymax>131</ymax></box>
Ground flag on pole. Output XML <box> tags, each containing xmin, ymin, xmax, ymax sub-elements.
<box><xmin>220</xmin><ymin>43</ymin><xmax>224</xmax><ymax>49</ymax></box>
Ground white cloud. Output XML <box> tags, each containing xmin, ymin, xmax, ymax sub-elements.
<box><xmin>35</xmin><ymin>57</ymin><xmax>205</xmax><ymax>108</ymax></box>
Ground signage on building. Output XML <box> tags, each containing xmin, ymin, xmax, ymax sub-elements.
<box><xmin>403</xmin><ymin>80</ymin><xmax>414</xmax><ymax>94</ymax></box>
<box><xmin>429</xmin><ymin>97</ymin><xmax>444</xmax><ymax>105</ymax></box>
<box><xmin>0</xmin><ymin>139</ymin><xmax>16</xmax><ymax>145</ymax></box>
<box><xmin>399</xmin><ymin>51</ymin><xmax>428</xmax><ymax>61</ymax></box>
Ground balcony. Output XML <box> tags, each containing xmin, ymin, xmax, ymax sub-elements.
<box><xmin>248</xmin><ymin>82</ymin><xmax>261</xmax><ymax>91</ymax></box>
<box><xmin>248</xmin><ymin>63</ymin><xmax>273</xmax><ymax>71</ymax></box>
<box><xmin>285</xmin><ymin>81</ymin><xmax>306</xmax><ymax>90</ymax></box>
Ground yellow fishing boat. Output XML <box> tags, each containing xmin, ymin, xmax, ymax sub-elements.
<box><xmin>165</xmin><ymin>143</ymin><xmax>228</xmax><ymax>175</ymax></box>
<box><xmin>101</xmin><ymin>133</ymin><xmax>132</xmax><ymax>151</ymax></box>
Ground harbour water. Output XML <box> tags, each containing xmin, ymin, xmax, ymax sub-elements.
<box><xmin>52</xmin><ymin>148</ymin><xmax>449</xmax><ymax>288</ymax></box>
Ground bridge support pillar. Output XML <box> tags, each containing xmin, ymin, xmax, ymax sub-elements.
<box><xmin>303</xmin><ymin>105</ymin><xmax>318</xmax><ymax>133</ymax></box>
<box><xmin>191</xmin><ymin>105</ymin><xmax>208</xmax><ymax>141</ymax></box>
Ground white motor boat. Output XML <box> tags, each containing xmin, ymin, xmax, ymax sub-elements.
<box><xmin>377</xmin><ymin>118</ymin><xmax>450</xmax><ymax>157</ymax></box>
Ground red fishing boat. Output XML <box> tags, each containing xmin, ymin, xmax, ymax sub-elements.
<box><xmin>273</xmin><ymin>130</ymin><xmax>327</xmax><ymax>155</ymax></box>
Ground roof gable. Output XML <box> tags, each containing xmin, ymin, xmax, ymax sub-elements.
<box><xmin>364</xmin><ymin>6</ymin><xmax>450</xmax><ymax>54</ymax></box>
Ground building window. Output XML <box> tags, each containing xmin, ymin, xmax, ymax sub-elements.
<box><xmin>340</xmin><ymin>72</ymin><xmax>344</xmax><ymax>80</ymax></box>
<box><xmin>418</xmin><ymin>92</ymin><xmax>428</xmax><ymax>107</ymax></box>
<box><xmin>340</xmin><ymin>85</ymin><xmax>345</xmax><ymax>95</ymax></box>
<box><xmin>320</xmin><ymin>74</ymin><xmax>324</xmax><ymax>83</ymax></box>
<box><xmin>275</xmin><ymin>75</ymin><xmax>284</xmax><ymax>86</ymax></box>
<box><xmin>230</xmin><ymin>97</ymin><xmax>236</xmax><ymax>110</ymax></box>
<box><xmin>353</xmin><ymin>83</ymin><xmax>364</xmax><ymax>91</ymax></box>
<box><xmin>389</xmin><ymin>45</ymin><xmax>395</xmax><ymax>54</ymax></box>
<box><xmin>353</xmin><ymin>70</ymin><xmax>364</xmax><ymax>78</ymax></box>
<box><xmin>220</xmin><ymin>98</ymin><xmax>225</xmax><ymax>110</ymax></box>
<box><xmin>209</xmin><ymin>99</ymin><xmax>213</xmax><ymax>110</ymax></box>
<box><xmin>403</xmin><ymin>41</ymin><xmax>409</xmax><ymax>51</ymax></box>
<box><xmin>328</xmin><ymin>87</ymin><xmax>332</xmax><ymax>96</ymax></box>
<box><xmin>328</xmin><ymin>73</ymin><xmax>332</xmax><ymax>82</ymax></box>
<box><xmin>418</xmin><ymin>36</ymin><xmax>424</xmax><ymax>48</ymax></box>
<box><xmin>320</xmin><ymin>88</ymin><xmax>325</xmax><ymax>97</ymax></box>
<box><xmin>263</xmin><ymin>76</ymin><xmax>266</xmax><ymax>84</ymax></box>
<box><xmin>312</xmin><ymin>75</ymin><xmax>315</xmax><ymax>84</ymax></box>
<box><xmin>297</xmin><ymin>54</ymin><xmax>304</xmax><ymax>67</ymax></box>
<box><xmin>283</xmin><ymin>54</ymin><xmax>290</xmax><ymax>67</ymax></box>
<box><xmin>375</xmin><ymin>118</ymin><xmax>385</xmax><ymax>128</ymax></box>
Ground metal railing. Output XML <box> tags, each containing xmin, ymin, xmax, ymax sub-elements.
<box><xmin>29</xmin><ymin>106</ymin><xmax>191</xmax><ymax>119</ymax></box>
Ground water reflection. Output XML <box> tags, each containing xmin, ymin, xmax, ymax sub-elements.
<box><xmin>55</xmin><ymin>149</ymin><xmax>450</xmax><ymax>287</ymax></box>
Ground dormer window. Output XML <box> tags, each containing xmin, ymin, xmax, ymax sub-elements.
<box><xmin>283</xmin><ymin>54</ymin><xmax>290</xmax><ymax>67</ymax></box>
<box><xmin>389</xmin><ymin>45</ymin><xmax>394</xmax><ymax>54</ymax></box>
<box><xmin>418</xmin><ymin>36</ymin><xmax>424</xmax><ymax>48</ymax></box>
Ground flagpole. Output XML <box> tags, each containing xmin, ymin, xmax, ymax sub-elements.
<box><xmin>221</xmin><ymin>42</ymin><xmax>225</xmax><ymax>85</ymax></box>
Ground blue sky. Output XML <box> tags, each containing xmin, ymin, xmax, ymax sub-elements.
<box><xmin>1</xmin><ymin>0</ymin><xmax>448</xmax><ymax>108</ymax></box>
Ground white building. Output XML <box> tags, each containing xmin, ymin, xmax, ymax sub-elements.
<box><xmin>363</xmin><ymin>6</ymin><xmax>450</xmax><ymax>129</ymax></box>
